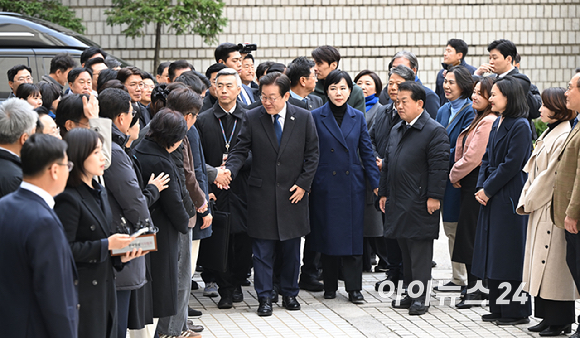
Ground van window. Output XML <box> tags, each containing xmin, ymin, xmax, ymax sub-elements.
<box><xmin>0</xmin><ymin>57</ymin><xmax>32</xmax><ymax>99</ymax></box>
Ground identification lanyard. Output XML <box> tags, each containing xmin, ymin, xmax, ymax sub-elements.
<box><xmin>219</xmin><ymin>117</ymin><xmax>237</xmax><ymax>152</ymax></box>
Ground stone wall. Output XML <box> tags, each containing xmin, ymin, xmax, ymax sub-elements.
<box><xmin>62</xmin><ymin>0</ymin><xmax>580</xmax><ymax>91</ymax></box>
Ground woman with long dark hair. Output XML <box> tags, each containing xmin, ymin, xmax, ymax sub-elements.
<box><xmin>54</xmin><ymin>128</ymin><xmax>143</xmax><ymax>338</ymax></box>
<box><xmin>472</xmin><ymin>76</ymin><xmax>533</xmax><ymax>325</ymax></box>
<box><xmin>517</xmin><ymin>87</ymin><xmax>576</xmax><ymax>336</ymax></box>
<box><xmin>450</xmin><ymin>77</ymin><xmax>497</xmax><ymax>308</ymax></box>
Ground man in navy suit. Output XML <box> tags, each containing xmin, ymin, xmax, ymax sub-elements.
<box><xmin>0</xmin><ymin>133</ymin><xmax>78</xmax><ymax>338</ymax></box>
<box><xmin>226</xmin><ymin>72</ymin><xmax>319</xmax><ymax>316</ymax></box>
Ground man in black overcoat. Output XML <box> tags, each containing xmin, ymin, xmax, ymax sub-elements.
<box><xmin>378</xmin><ymin>82</ymin><xmax>449</xmax><ymax>316</ymax></box>
<box><xmin>226</xmin><ymin>72</ymin><xmax>319</xmax><ymax>316</ymax></box>
<box><xmin>195</xmin><ymin>68</ymin><xmax>253</xmax><ymax>309</ymax></box>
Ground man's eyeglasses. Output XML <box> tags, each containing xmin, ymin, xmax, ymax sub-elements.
<box><xmin>56</xmin><ymin>161</ymin><xmax>74</xmax><ymax>172</ymax></box>
<box><xmin>567</xmin><ymin>84</ymin><xmax>578</xmax><ymax>92</ymax></box>
<box><xmin>260</xmin><ymin>95</ymin><xmax>281</xmax><ymax>103</ymax></box>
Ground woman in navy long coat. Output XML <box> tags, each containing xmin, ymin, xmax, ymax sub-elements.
<box><xmin>310</xmin><ymin>70</ymin><xmax>380</xmax><ymax>304</ymax></box>
<box><xmin>473</xmin><ymin>76</ymin><xmax>532</xmax><ymax>324</ymax></box>
<box><xmin>435</xmin><ymin>66</ymin><xmax>474</xmax><ymax>289</ymax></box>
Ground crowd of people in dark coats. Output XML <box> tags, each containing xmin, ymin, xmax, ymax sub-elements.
<box><xmin>2</xmin><ymin>37</ymin><xmax>580</xmax><ymax>338</ymax></box>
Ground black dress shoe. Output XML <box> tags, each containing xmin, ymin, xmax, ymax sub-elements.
<box><xmin>282</xmin><ymin>296</ymin><xmax>301</xmax><ymax>310</ymax></box>
<box><xmin>241</xmin><ymin>278</ymin><xmax>251</xmax><ymax>286</ymax></box>
<box><xmin>481</xmin><ymin>313</ymin><xmax>501</xmax><ymax>322</ymax></box>
<box><xmin>496</xmin><ymin>317</ymin><xmax>530</xmax><ymax>325</ymax></box>
<box><xmin>348</xmin><ymin>290</ymin><xmax>365</xmax><ymax>304</ymax></box>
<box><xmin>539</xmin><ymin>324</ymin><xmax>572</xmax><ymax>336</ymax></box>
<box><xmin>232</xmin><ymin>286</ymin><xmax>243</xmax><ymax>303</ymax></box>
<box><xmin>375</xmin><ymin>275</ymin><xmax>399</xmax><ymax>292</ymax></box>
<box><xmin>455</xmin><ymin>292</ymin><xmax>484</xmax><ymax>309</ymax></box>
<box><xmin>271</xmin><ymin>289</ymin><xmax>279</xmax><ymax>303</ymax></box>
<box><xmin>432</xmin><ymin>260</ymin><xmax>437</xmax><ymax>267</ymax></box>
<box><xmin>217</xmin><ymin>291</ymin><xmax>233</xmax><ymax>309</ymax></box>
<box><xmin>408</xmin><ymin>300</ymin><xmax>429</xmax><ymax>315</ymax></box>
<box><xmin>392</xmin><ymin>295</ymin><xmax>412</xmax><ymax>309</ymax></box>
<box><xmin>188</xmin><ymin>306</ymin><xmax>202</xmax><ymax>317</ymax></box>
<box><xmin>433</xmin><ymin>281</ymin><xmax>464</xmax><ymax>292</ymax></box>
<box><xmin>257</xmin><ymin>297</ymin><xmax>272</xmax><ymax>316</ymax></box>
<box><xmin>323</xmin><ymin>290</ymin><xmax>336</xmax><ymax>299</ymax></box>
<box><xmin>299</xmin><ymin>278</ymin><xmax>324</xmax><ymax>292</ymax></box>
<box><xmin>528</xmin><ymin>319</ymin><xmax>548</xmax><ymax>332</ymax></box>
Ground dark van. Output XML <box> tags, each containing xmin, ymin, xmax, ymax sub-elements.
<box><xmin>0</xmin><ymin>12</ymin><xmax>128</xmax><ymax>99</ymax></box>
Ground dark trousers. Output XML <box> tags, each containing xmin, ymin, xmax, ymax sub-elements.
<box><xmin>116</xmin><ymin>290</ymin><xmax>131</xmax><ymax>338</ymax></box>
<box><xmin>275</xmin><ymin>235</ymin><xmax>321</xmax><ymax>286</ymax></box>
<box><xmin>205</xmin><ymin>232</ymin><xmax>253</xmax><ymax>297</ymax></box>
<box><xmin>565</xmin><ymin>231</ymin><xmax>580</xmax><ymax>323</ymax></box>
<box><xmin>488</xmin><ymin>279</ymin><xmax>531</xmax><ymax>318</ymax></box>
<box><xmin>253</xmin><ymin>237</ymin><xmax>301</xmax><ymax>299</ymax></box>
<box><xmin>363</xmin><ymin>237</ymin><xmax>390</xmax><ymax>271</ymax></box>
<box><xmin>381</xmin><ymin>212</ymin><xmax>402</xmax><ymax>278</ymax></box>
<box><xmin>534</xmin><ymin>296</ymin><xmax>575</xmax><ymax>325</ymax></box>
<box><xmin>321</xmin><ymin>254</ymin><xmax>362</xmax><ymax>292</ymax></box>
<box><xmin>368</xmin><ymin>236</ymin><xmax>390</xmax><ymax>268</ymax></box>
<box><xmin>398</xmin><ymin>238</ymin><xmax>433</xmax><ymax>300</ymax></box>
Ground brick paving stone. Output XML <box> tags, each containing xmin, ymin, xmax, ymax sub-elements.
<box><xmin>187</xmin><ymin>227</ymin><xmax>579</xmax><ymax>337</ymax></box>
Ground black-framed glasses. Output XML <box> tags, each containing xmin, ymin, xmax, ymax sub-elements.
<box><xmin>56</xmin><ymin>161</ymin><xmax>74</xmax><ymax>172</ymax></box>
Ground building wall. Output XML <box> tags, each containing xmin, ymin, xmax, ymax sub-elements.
<box><xmin>63</xmin><ymin>0</ymin><xmax>580</xmax><ymax>91</ymax></box>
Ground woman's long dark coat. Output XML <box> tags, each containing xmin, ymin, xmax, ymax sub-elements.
<box><xmin>54</xmin><ymin>181</ymin><xmax>120</xmax><ymax>338</ymax></box>
<box><xmin>472</xmin><ymin>116</ymin><xmax>531</xmax><ymax>281</ymax></box>
<box><xmin>134</xmin><ymin>138</ymin><xmax>189</xmax><ymax>318</ymax></box>
<box><xmin>309</xmin><ymin>103</ymin><xmax>380</xmax><ymax>256</ymax></box>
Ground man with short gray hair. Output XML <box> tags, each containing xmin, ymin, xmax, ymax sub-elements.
<box><xmin>378</xmin><ymin>51</ymin><xmax>441</xmax><ymax>118</ymax></box>
<box><xmin>195</xmin><ymin>67</ymin><xmax>253</xmax><ymax>310</ymax></box>
<box><xmin>0</xmin><ymin>98</ymin><xmax>38</xmax><ymax>197</ymax></box>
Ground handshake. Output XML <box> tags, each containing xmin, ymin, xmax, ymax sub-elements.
<box><xmin>214</xmin><ymin>167</ymin><xmax>232</xmax><ymax>190</ymax></box>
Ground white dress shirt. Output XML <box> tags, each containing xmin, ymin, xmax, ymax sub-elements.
<box><xmin>20</xmin><ymin>181</ymin><xmax>55</xmax><ymax>209</ymax></box>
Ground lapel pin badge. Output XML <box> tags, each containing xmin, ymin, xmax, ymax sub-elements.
<box><xmin>290</xmin><ymin>116</ymin><xmax>295</xmax><ymax>121</ymax></box>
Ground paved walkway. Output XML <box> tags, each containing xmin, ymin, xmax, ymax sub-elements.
<box><xmin>188</xmin><ymin>227</ymin><xmax>579</xmax><ymax>337</ymax></box>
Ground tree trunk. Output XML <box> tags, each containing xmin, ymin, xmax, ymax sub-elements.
<box><xmin>153</xmin><ymin>22</ymin><xmax>161</xmax><ymax>73</ymax></box>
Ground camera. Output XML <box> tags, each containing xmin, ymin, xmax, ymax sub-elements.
<box><xmin>238</xmin><ymin>43</ymin><xmax>257</xmax><ymax>54</ymax></box>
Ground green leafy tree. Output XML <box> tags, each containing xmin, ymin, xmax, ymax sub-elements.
<box><xmin>0</xmin><ymin>0</ymin><xmax>85</xmax><ymax>33</ymax></box>
<box><xmin>105</xmin><ymin>0</ymin><xmax>227</xmax><ymax>70</ymax></box>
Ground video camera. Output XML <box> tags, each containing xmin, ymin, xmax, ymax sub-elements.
<box><xmin>238</xmin><ymin>43</ymin><xmax>257</xmax><ymax>54</ymax></box>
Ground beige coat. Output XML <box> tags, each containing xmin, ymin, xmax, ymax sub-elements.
<box><xmin>517</xmin><ymin>121</ymin><xmax>577</xmax><ymax>300</ymax></box>
<box><xmin>553</xmin><ymin>124</ymin><xmax>580</xmax><ymax>228</ymax></box>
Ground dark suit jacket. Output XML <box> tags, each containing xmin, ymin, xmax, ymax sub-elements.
<box><xmin>226</xmin><ymin>104</ymin><xmax>319</xmax><ymax>241</ymax></box>
<box><xmin>0</xmin><ymin>148</ymin><xmax>22</xmax><ymax>198</ymax></box>
<box><xmin>0</xmin><ymin>188</ymin><xmax>78</xmax><ymax>338</ymax></box>
<box><xmin>288</xmin><ymin>94</ymin><xmax>324</xmax><ymax>111</ymax></box>
<box><xmin>54</xmin><ymin>181</ymin><xmax>120</xmax><ymax>338</ymax></box>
